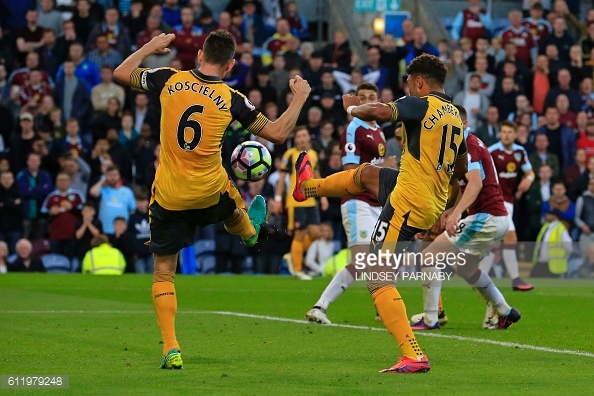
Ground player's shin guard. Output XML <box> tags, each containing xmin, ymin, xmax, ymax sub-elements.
<box><xmin>153</xmin><ymin>271</ymin><xmax>179</xmax><ymax>356</ymax></box>
<box><xmin>502</xmin><ymin>246</ymin><xmax>520</xmax><ymax>280</ymax></box>
<box><xmin>314</xmin><ymin>264</ymin><xmax>355</xmax><ymax>311</ymax></box>
<box><xmin>301</xmin><ymin>163</ymin><xmax>367</xmax><ymax>199</ymax></box>
<box><xmin>466</xmin><ymin>269</ymin><xmax>511</xmax><ymax>315</ymax></box>
<box><xmin>369</xmin><ymin>283</ymin><xmax>424</xmax><ymax>359</ymax></box>
<box><xmin>224</xmin><ymin>209</ymin><xmax>256</xmax><ymax>241</ymax></box>
<box><xmin>421</xmin><ymin>265</ymin><xmax>441</xmax><ymax>325</ymax></box>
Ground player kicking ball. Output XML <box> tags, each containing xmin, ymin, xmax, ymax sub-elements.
<box><xmin>306</xmin><ymin>81</ymin><xmax>396</xmax><ymax>323</ymax></box>
<box><xmin>114</xmin><ymin>31</ymin><xmax>311</xmax><ymax>369</ymax></box>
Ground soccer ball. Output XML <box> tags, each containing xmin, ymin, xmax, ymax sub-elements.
<box><xmin>230</xmin><ymin>141</ymin><xmax>272</xmax><ymax>182</ymax></box>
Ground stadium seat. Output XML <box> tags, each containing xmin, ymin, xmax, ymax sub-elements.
<box><xmin>41</xmin><ymin>254</ymin><xmax>72</xmax><ymax>273</ymax></box>
<box><xmin>71</xmin><ymin>258</ymin><xmax>81</xmax><ymax>272</ymax></box>
<box><xmin>195</xmin><ymin>239</ymin><xmax>216</xmax><ymax>274</ymax></box>
<box><xmin>242</xmin><ymin>256</ymin><xmax>254</xmax><ymax>274</ymax></box>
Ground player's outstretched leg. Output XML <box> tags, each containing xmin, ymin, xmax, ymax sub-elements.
<box><xmin>410</xmin><ymin>294</ymin><xmax>448</xmax><ymax>327</ymax></box>
<box><xmin>306</xmin><ymin>263</ymin><xmax>357</xmax><ymax>324</ymax></box>
<box><xmin>153</xmin><ymin>255</ymin><xmax>183</xmax><ymax>369</ymax></box>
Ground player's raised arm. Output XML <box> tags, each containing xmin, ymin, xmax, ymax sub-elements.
<box><xmin>113</xmin><ymin>33</ymin><xmax>175</xmax><ymax>86</ymax></box>
<box><xmin>343</xmin><ymin>94</ymin><xmax>394</xmax><ymax>123</ymax></box>
<box><xmin>255</xmin><ymin>76</ymin><xmax>311</xmax><ymax>144</ymax></box>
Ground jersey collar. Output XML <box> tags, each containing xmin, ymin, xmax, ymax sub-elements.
<box><xmin>428</xmin><ymin>91</ymin><xmax>452</xmax><ymax>102</ymax></box>
<box><xmin>190</xmin><ymin>69</ymin><xmax>223</xmax><ymax>83</ymax></box>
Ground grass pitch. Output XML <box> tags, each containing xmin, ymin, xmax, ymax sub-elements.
<box><xmin>1</xmin><ymin>274</ymin><xmax>593</xmax><ymax>395</ymax></box>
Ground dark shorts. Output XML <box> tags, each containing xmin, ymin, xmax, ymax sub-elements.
<box><xmin>370</xmin><ymin>200</ymin><xmax>423</xmax><ymax>256</ymax></box>
<box><xmin>377</xmin><ymin>168</ymin><xmax>399</xmax><ymax>207</ymax></box>
<box><xmin>149</xmin><ymin>192</ymin><xmax>239</xmax><ymax>255</ymax></box>
<box><xmin>287</xmin><ymin>206</ymin><xmax>321</xmax><ymax>231</ymax></box>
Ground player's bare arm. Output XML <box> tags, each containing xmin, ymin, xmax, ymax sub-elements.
<box><xmin>342</xmin><ymin>95</ymin><xmax>393</xmax><ymax>123</ymax></box>
<box><xmin>445</xmin><ymin>169</ymin><xmax>482</xmax><ymax>236</ymax></box>
<box><xmin>257</xmin><ymin>76</ymin><xmax>311</xmax><ymax>144</ymax></box>
<box><xmin>113</xmin><ymin>33</ymin><xmax>176</xmax><ymax>85</ymax></box>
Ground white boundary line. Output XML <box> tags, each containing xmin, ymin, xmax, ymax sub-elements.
<box><xmin>2</xmin><ymin>310</ymin><xmax>593</xmax><ymax>358</ymax></box>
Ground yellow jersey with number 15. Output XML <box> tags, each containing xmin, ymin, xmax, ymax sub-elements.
<box><xmin>130</xmin><ymin>67</ymin><xmax>269</xmax><ymax>211</ymax></box>
<box><xmin>387</xmin><ymin>92</ymin><xmax>467</xmax><ymax>230</ymax></box>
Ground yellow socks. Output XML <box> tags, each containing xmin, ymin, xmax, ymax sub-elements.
<box><xmin>301</xmin><ymin>163</ymin><xmax>367</xmax><ymax>198</ymax></box>
<box><xmin>153</xmin><ymin>278</ymin><xmax>179</xmax><ymax>355</ymax></box>
<box><xmin>291</xmin><ymin>237</ymin><xmax>305</xmax><ymax>272</ymax></box>
<box><xmin>438</xmin><ymin>293</ymin><xmax>444</xmax><ymax>316</ymax></box>
<box><xmin>372</xmin><ymin>285</ymin><xmax>424</xmax><ymax>359</ymax></box>
<box><xmin>224</xmin><ymin>209</ymin><xmax>255</xmax><ymax>241</ymax></box>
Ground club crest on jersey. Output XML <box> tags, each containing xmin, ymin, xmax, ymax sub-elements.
<box><xmin>506</xmin><ymin>162</ymin><xmax>517</xmax><ymax>172</ymax></box>
<box><xmin>378</xmin><ymin>143</ymin><xmax>385</xmax><ymax>157</ymax></box>
<box><xmin>514</xmin><ymin>153</ymin><xmax>522</xmax><ymax>162</ymax></box>
<box><xmin>360</xmin><ymin>231</ymin><xmax>367</xmax><ymax>239</ymax></box>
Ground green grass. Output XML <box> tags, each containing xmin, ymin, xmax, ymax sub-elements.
<box><xmin>1</xmin><ymin>275</ymin><xmax>593</xmax><ymax>395</ymax></box>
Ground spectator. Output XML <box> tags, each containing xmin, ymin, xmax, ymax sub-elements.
<box><xmin>306</xmin><ymin>106</ymin><xmax>323</xmax><ymax>140</ymax></box>
<box><xmin>62</xmin><ymin>118</ymin><xmax>90</xmax><ymax>158</ymax></box>
<box><xmin>578</xmin><ymin>243</ymin><xmax>594</xmax><ymax>278</ymax></box>
<box><xmin>450</xmin><ymin>0</ymin><xmax>493</xmax><ymax>47</ymax></box>
<box><xmin>379</xmin><ymin>33</ymin><xmax>407</xmax><ymax>94</ymax></box>
<box><xmin>131</xmin><ymin>92</ymin><xmax>158</xmax><ymax>138</ymax></box>
<box><xmin>536</xmin><ymin>106</ymin><xmax>576</xmax><ymax>172</ymax></box>
<box><xmin>579</xmin><ymin>79</ymin><xmax>594</xmax><ymax>116</ymax></box>
<box><xmin>91</xmin><ymin>97</ymin><xmax>121</xmax><ymax>140</ymax></box>
<box><xmin>54</xmin><ymin>60</ymin><xmax>92</xmax><ymax>126</ymax></box>
<box><xmin>0</xmin><ymin>171</ymin><xmax>23</xmax><ymax>254</ymax></box>
<box><xmin>241</xmin><ymin>0</ymin><xmax>267</xmax><ymax>47</ymax></box>
<box><xmin>144</xmin><ymin>143</ymin><xmax>159</xmax><ymax>192</ymax></box>
<box><xmin>319</xmin><ymin>93</ymin><xmax>345</xmax><ymax>128</ymax></box>
<box><xmin>564</xmin><ymin>148</ymin><xmax>587</xmax><ymax>190</ymax></box>
<box><xmin>532</xmin><ymin>55</ymin><xmax>552</xmax><ymax>114</ymax></box>
<box><xmin>172</xmin><ymin>7</ymin><xmax>205</xmax><ymax>70</ymax></box>
<box><xmin>311</xmin><ymin>69</ymin><xmax>342</xmax><ymax>107</ymax></box>
<box><xmin>118</xmin><ymin>112</ymin><xmax>139</xmax><ymax>152</ymax></box>
<box><xmin>500</xmin><ymin>9</ymin><xmax>537</xmax><ymax>68</ymax></box>
<box><xmin>522</xmin><ymin>2</ymin><xmax>551</xmax><ymax>47</ymax></box>
<box><xmin>545</xmin><ymin>69</ymin><xmax>581</xmax><ymax>113</ymax></box>
<box><xmin>542</xmin><ymin>180</ymin><xmax>575</xmax><ymax>232</ymax></box>
<box><xmin>466</xmin><ymin>37</ymin><xmax>496</xmax><ymax>73</ymax></box>
<box><xmin>74</xmin><ymin>202</ymin><xmax>102</xmax><ymax>264</ymax></box>
<box><xmin>568</xmin><ymin>45</ymin><xmax>587</xmax><ymax>90</ymax></box>
<box><xmin>531</xmin><ymin>208</ymin><xmax>572</xmax><ymax>278</ymax></box>
<box><xmin>41</xmin><ymin>172</ymin><xmax>84</xmax><ymax>257</ymax></box>
<box><xmin>189</xmin><ymin>0</ymin><xmax>211</xmax><ymax>21</ymax></box>
<box><xmin>61</xmin><ymin>154</ymin><xmax>91</xmax><ymax>199</ymax></box>
<box><xmin>162</xmin><ymin>0</ymin><xmax>182</xmax><ymax>28</ymax></box>
<box><xmin>492</xmin><ymin>76</ymin><xmax>519</xmax><ymax>120</ymax></box>
<box><xmin>283</xmin><ymin>1</ymin><xmax>309</xmax><ymax>40</ymax></box>
<box><xmin>556</xmin><ymin>94</ymin><xmax>576</xmax><ymax>128</ymax></box>
<box><xmin>464</xmin><ymin>55</ymin><xmax>496</xmax><ymax>98</ymax></box>
<box><xmin>488</xmin><ymin>36</ymin><xmax>506</xmax><ymax>65</ymax></box>
<box><xmin>580</xmin><ymin>21</ymin><xmax>594</xmax><ymax>62</ymax></box>
<box><xmin>320</xmin><ymin>31</ymin><xmax>352</xmax><ymax>73</ymax></box>
<box><xmin>0</xmin><ymin>241</ymin><xmax>8</xmax><ymax>274</ymax></box>
<box><xmin>312</xmin><ymin>120</ymin><xmax>338</xmax><ymax>160</ymax></box>
<box><xmin>526</xmin><ymin>163</ymin><xmax>552</xmax><ymax>239</ymax></box>
<box><xmin>507</xmin><ymin>94</ymin><xmax>538</xmax><ymax>130</ymax></box>
<box><xmin>403</xmin><ymin>26</ymin><xmax>439</xmax><ymax>65</ymax></box>
<box><xmin>56</xmin><ymin>43</ymin><xmax>101</xmax><ymax>92</ymax></box>
<box><xmin>87</xmin><ymin>7</ymin><xmax>132</xmax><ymax>58</ymax></box>
<box><xmin>10</xmin><ymin>112</ymin><xmax>39</xmax><ymax>172</ymax></box>
<box><xmin>82</xmin><ymin>234</ymin><xmax>126</xmax><ymax>275</ymax></box>
<box><xmin>454</xmin><ymin>74</ymin><xmax>490</xmax><ymax>132</ymax></box>
<box><xmin>529</xmin><ymin>133</ymin><xmax>561</xmax><ymax>179</ymax></box>
<box><xmin>575</xmin><ymin>177</ymin><xmax>594</xmax><ymax>256</ymax></box>
<box><xmin>16</xmin><ymin>152</ymin><xmax>53</xmax><ymax>240</ymax></box>
<box><xmin>302</xmin><ymin>51</ymin><xmax>324</xmax><ymax>88</ymax></box>
<box><xmin>9</xmin><ymin>238</ymin><xmax>45</xmax><ymax>272</ymax></box>
<box><xmin>263</xmin><ymin>18</ymin><xmax>293</xmax><ymax>58</ymax></box>
<box><xmin>539</xmin><ymin>15</ymin><xmax>575</xmax><ymax>64</ymax></box>
<box><xmin>444</xmin><ymin>49</ymin><xmax>468</xmax><ymax>99</ymax></box>
<box><xmin>400</xmin><ymin>18</ymin><xmax>415</xmax><ymax>44</ymax></box>
<box><xmin>552</xmin><ymin>0</ymin><xmax>584</xmax><ymax>39</ymax></box>
<box><xmin>87</xmin><ymin>34</ymin><xmax>124</xmax><ymax>70</ymax></box>
<box><xmin>108</xmin><ymin>217</ymin><xmax>135</xmax><ymax>272</ymax></box>
<box><xmin>15</xmin><ymin>9</ymin><xmax>45</xmax><ymax>65</ymax></box>
<box><xmin>496</xmin><ymin>41</ymin><xmax>531</xmax><ymax>82</ymax></box>
<box><xmin>360</xmin><ymin>46</ymin><xmax>388</xmax><ymax>91</ymax></box>
<box><xmin>38</xmin><ymin>0</ymin><xmax>63</xmax><ymax>37</ymax></box>
<box><xmin>89</xmin><ymin>165</ymin><xmax>136</xmax><ymax>235</ymax></box>
<box><xmin>283</xmin><ymin>36</ymin><xmax>305</xmax><ymax>72</ymax></box>
<box><xmin>127</xmin><ymin>191</ymin><xmax>152</xmax><ymax>274</ymax></box>
<box><xmin>91</xmin><ymin>65</ymin><xmax>126</xmax><ymax>113</ymax></box>
<box><xmin>250</xmin><ymin>69</ymin><xmax>277</xmax><ymax>105</ymax></box>
<box><xmin>39</xmin><ymin>29</ymin><xmax>63</xmax><ymax>80</ymax></box>
<box><xmin>304</xmin><ymin>223</ymin><xmax>334</xmax><ymax>276</ymax></box>
<box><xmin>6</xmin><ymin>51</ymin><xmax>53</xmax><ymax>98</ymax></box>
<box><xmin>19</xmin><ymin>70</ymin><xmax>53</xmax><ymax>110</ymax></box>
<box><xmin>577</xmin><ymin>120</ymin><xmax>594</xmax><ymax>163</ymax></box>
<box><xmin>71</xmin><ymin>0</ymin><xmax>97</xmax><ymax>46</ymax></box>
<box><xmin>32</xmin><ymin>138</ymin><xmax>60</xmax><ymax>180</ymax></box>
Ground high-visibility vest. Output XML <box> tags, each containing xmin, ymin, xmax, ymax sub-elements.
<box><xmin>533</xmin><ymin>221</ymin><xmax>568</xmax><ymax>275</ymax></box>
<box><xmin>82</xmin><ymin>244</ymin><xmax>126</xmax><ymax>275</ymax></box>
<box><xmin>323</xmin><ymin>249</ymin><xmax>351</xmax><ymax>277</ymax></box>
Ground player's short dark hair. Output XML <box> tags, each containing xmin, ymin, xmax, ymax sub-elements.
<box><xmin>406</xmin><ymin>54</ymin><xmax>447</xmax><ymax>87</ymax></box>
<box><xmin>202</xmin><ymin>29</ymin><xmax>236</xmax><ymax>66</ymax></box>
<box><xmin>500</xmin><ymin>120</ymin><xmax>518</xmax><ymax>131</ymax></box>
<box><xmin>454</xmin><ymin>104</ymin><xmax>467</xmax><ymax>121</ymax></box>
<box><xmin>356</xmin><ymin>82</ymin><xmax>379</xmax><ymax>95</ymax></box>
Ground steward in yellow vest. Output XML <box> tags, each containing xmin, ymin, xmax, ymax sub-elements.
<box><xmin>82</xmin><ymin>234</ymin><xmax>126</xmax><ymax>275</ymax></box>
<box><xmin>531</xmin><ymin>208</ymin><xmax>573</xmax><ymax>278</ymax></box>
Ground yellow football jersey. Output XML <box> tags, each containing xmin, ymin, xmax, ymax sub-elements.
<box><xmin>130</xmin><ymin>67</ymin><xmax>269</xmax><ymax>211</ymax></box>
<box><xmin>280</xmin><ymin>147</ymin><xmax>318</xmax><ymax>208</ymax></box>
<box><xmin>387</xmin><ymin>92</ymin><xmax>467</xmax><ymax>230</ymax></box>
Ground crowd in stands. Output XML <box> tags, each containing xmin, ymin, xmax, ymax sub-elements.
<box><xmin>0</xmin><ymin>0</ymin><xmax>592</xmax><ymax>278</ymax></box>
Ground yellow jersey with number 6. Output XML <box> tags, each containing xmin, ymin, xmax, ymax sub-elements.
<box><xmin>130</xmin><ymin>67</ymin><xmax>269</xmax><ymax>211</ymax></box>
<box><xmin>386</xmin><ymin>92</ymin><xmax>467</xmax><ymax>230</ymax></box>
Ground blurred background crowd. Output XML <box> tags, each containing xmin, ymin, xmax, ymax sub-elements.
<box><xmin>0</xmin><ymin>0</ymin><xmax>593</xmax><ymax>278</ymax></box>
